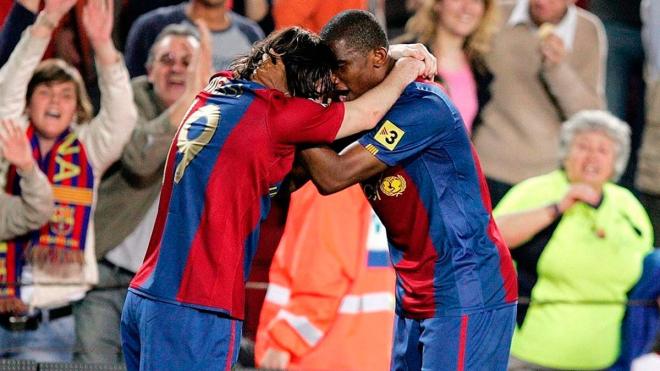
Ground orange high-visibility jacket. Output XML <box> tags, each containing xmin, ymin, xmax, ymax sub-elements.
<box><xmin>255</xmin><ymin>183</ymin><xmax>396</xmax><ymax>371</ymax></box>
<box><xmin>273</xmin><ymin>0</ymin><xmax>367</xmax><ymax>34</ymax></box>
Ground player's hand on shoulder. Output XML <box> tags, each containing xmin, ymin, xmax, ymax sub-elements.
<box><xmin>393</xmin><ymin>56</ymin><xmax>426</xmax><ymax>84</ymax></box>
<box><xmin>389</xmin><ymin>43</ymin><xmax>436</xmax><ymax>80</ymax></box>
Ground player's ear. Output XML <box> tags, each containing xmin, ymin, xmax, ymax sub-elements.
<box><xmin>372</xmin><ymin>47</ymin><xmax>389</xmax><ymax>68</ymax></box>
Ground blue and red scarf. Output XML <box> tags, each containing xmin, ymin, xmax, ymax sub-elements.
<box><xmin>0</xmin><ymin>124</ymin><xmax>94</xmax><ymax>304</ymax></box>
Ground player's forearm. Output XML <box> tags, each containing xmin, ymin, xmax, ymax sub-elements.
<box><xmin>299</xmin><ymin>147</ymin><xmax>356</xmax><ymax>195</ymax></box>
<box><xmin>337</xmin><ymin>66</ymin><xmax>413</xmax><ymax>139</ymax></box>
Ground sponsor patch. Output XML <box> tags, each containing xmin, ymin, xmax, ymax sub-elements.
<box><xmin>374</xmin><ymin>120</ymin><xmax>405</xmax><ymax>150</ymax></box>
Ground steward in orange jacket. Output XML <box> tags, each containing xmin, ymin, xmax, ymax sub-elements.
<box><xmin>255</xmin><ymin>183</ymin><xmax>396</xmax><ymax>370</ymax></box>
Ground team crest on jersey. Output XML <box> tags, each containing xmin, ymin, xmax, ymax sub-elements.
<box><xmin>374</xmin><ymin>120</ymin><xmax>405</xmax><ymax>151</ymax></box>
<box><xmin>174</xmin><ymin>103</ymin><xmax>220</xmax><ymax>183</ymax></box>
<box><xmin>380</xmin><ymin>175</ymin><xmax>406</xmax><ymax>197</ymax></box>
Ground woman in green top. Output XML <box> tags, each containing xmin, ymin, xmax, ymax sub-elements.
<box><xmin>494</xmin><ymin>110</ymin><xmax>654</xmax><ymax>370</ymax></box>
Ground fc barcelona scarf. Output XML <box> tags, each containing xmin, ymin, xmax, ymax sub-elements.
<box><xmin>0</xmin><ymin>124</ymin><xmax>94</xmax><ymax>303</ymax></box>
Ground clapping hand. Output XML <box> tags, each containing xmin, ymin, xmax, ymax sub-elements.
<box><xmin>82</xmin><ymin>0</ymin><xmax>119</xmax><ymax>65</ymax></box>
<box><xmin>558</xmin><ymin>183</ymin><xmax>601</xmax><ymax>213</ymax></box>
<box><xmin>187</xmin><ymin>19</ymin><xmax>214</xmax><ymax>94</ymax></box>
<box><xmin>43</xmin><ymin>0</ymin><xmax>77</xmax><ymax>24</ymax></box>
<box><xmin>32</xmin><ymin>0</ymin><xmax>76</xmax><ymax>36</ymax></box>
<box><xmin>0</xmin><ymin>297</ymin><xmax>29</xmax><ymax>315</ymax></box>
<box><xmin>0</xmin><ymin>119</ymin><xmax>35</xmax><ymax>173</ymax></box>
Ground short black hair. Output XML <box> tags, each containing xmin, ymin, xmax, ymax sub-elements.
<box><xmin>231</xmin><ymin>27</ymin><xmax>337</xmax><ymax>100</ymax></box>
<box><xmin>320</xmin><ymin>10</ymin><xmax>388</xmax><ymax>53</ymax></box>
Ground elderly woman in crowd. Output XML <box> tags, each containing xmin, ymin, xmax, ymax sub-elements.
<box><xmin>0</xmin><ymin>0</ymin><xmax>136</xmax><ymax>362</ymax></box>
<box><xmin>396</xmin><ymin>0</ymin><xmax>499</xmax><ymax>134</ymax></box>
<box><xmin>494</xmin><ymin>110</ymin><xmax>654</xmax><ymax>370</ymax></box>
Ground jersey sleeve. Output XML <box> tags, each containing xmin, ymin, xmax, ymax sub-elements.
<box><xmin>357</xmin><ymin>92</ymin><xmax>456</xmax><ymax>166</ymax></box>
<box><xmin>268</xmin><ymin>92</ymin><xmax>344</xmax><ymax>145</ymax></box>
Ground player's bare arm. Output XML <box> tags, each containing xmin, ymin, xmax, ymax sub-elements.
<box><xmin>335</xmin><ymin>57</ymin><xmax>424</xmax><ymax>140</ymax></box>
<box><xmin>299</xmin><ymin>142</ymin><xmax>387</xmax><ymax>195</ymax></box>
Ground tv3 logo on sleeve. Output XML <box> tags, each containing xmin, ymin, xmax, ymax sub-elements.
<box><xmin>374</xmin><ymin>120</ymin><xmax>405</xmax><ymax>150</ymax></box>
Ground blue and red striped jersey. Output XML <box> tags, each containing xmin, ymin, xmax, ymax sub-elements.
<box><xmin>358</xmin><ymin>81</ymin><xmax>518</xmax><ymax>319</ymax></box>
<box><xmin>130</xmin><ymin>72</ymin><xmax>344</xmax><ymax>319</ymax></box>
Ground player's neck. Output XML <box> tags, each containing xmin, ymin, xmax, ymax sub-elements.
<box><xmin>251</xmin><ymin>62</ymin><xmax>289</xmax><ymax>95</ymax></box>
<box><xmin>385</xmin><ymin>59</ymin><xmax>396</xmax><ymax>75</ymax></box>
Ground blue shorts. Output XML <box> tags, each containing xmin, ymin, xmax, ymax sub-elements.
<box><xmin>391</xmin><ymin>305</ymin><xmax>516</xmax><ymax>371</ymax></box>
<box><xmin>120</xmin><ymin>290</ymin><xmax>242</xmax><ymax>371</ymax></box>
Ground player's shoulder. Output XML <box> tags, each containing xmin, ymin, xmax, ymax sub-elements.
<box><xmin>202</xmin><ymin>72</ymin><xmax>259</xmax><ymax>97</ymax></box>
<box><xmin>395</xmin><ymin>80</ymin><xmax>454</xmax><ymax>118</ymax></box>
<box><xmin>403</xmin><ymin>81</ymin><xmax>449</xmax><ymax>105</ymax></box>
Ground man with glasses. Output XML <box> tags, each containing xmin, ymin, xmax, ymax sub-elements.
<box><xmin>124</xmin><ymin>0</ymin><xmax>264</xmax><ymax>78</ymax></box>
<box><xmin>72</xmin><ymin>23</ymin><xmax>213</xmax><ymax>364</ymax></box>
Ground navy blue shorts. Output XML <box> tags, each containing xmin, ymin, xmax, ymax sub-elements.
<box><xmin>391</xmin><ymin>305</ymin><xmax>516</xmax><ymax>371</ymax></box>
<box><xmin>120</xmin><ymin>290</ymin><xmax>242</xmax><ymax>371</ymax></box>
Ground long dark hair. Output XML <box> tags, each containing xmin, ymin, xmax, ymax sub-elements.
<box><xmin>231</xmin><ymin>27</ymin><xmax>337</xmax><ymax>100</ymax></box>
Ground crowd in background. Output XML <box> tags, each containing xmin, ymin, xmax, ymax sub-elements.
<box><xmin>0</xmin><ymin>0</ymin><xmax>658</xmax><ymax>370</ymax></box>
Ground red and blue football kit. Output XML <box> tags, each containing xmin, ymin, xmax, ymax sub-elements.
<box><xmin>357</xmin><ymin>81</ymin><xmax>518</xmax><ymax>370</ymax></box>
<box><xmin>121</xmin><ymin>72</ymin><xmax>344</xmax><ymax>371</ymax></box>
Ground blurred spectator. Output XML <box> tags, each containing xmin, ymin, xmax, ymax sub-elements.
<box><xmin>117</xmin><ymin>0</ymin><xmax>268</xmax><ymax>49</ymax></box>
<box><xmin>0</xmin><ymin>0</ymin><xmax>39</xmax><ymax>66</ymax></box>
<box><xmin>396</xmin><ymin>0</ymin><xmax>499</xmax><ymax>134</ymax></box>
<box><xmin>272</xmin><ymin>0</ymin><xmax>367</xmax><ymax>33</ymax></box>
<box><xmin>124</xmin><ymin>0</ymin><xmax>264</xmax><ymax>78</ymax></box>
<box><xmin>72</xmin><ymin>23</ymin><xmax>211</xmax><ymax>363</ymax></box>
<box><xmin>115</xmin><ymin>0</ymin><xmax>186</xmax><ymax>51</ymax></box>
<box><xmin>636</xmin><ymin>0</ymin><xmax>660</xmax><ymax>244</ymax></box>
<box><xmin>0</xmin><ymin>0</ymin><xmax>136</xmax><ymax>361</ymax></box>
<box><xmin>234</xmin><ymin>0</ymin><xmax>269</xmax><ymax>23</ymax></box>
<box><xmin>0</xmin><ymin>119</ymin><xmax>53</xmax><ymax>242</ymax></box>
<box><xmin>384</xmin><ymin>0</ymin><xmax>423</xmax><ymax>38</ymax></box>
<box><xmin>255</xmin><ymin>183</ymin><xmax>395</xmax><ymax>371</ymax></box>
<box><xmin>472</xmin><ymin>0</ymin><xmax>606</xmax><ymax>204</ymax></box>
<box><xmin>589</xmin><ymin>0</ymin><xmax>645</xmax><ymax>189</ymax></box>
<box><xmin>494</xmin><ymin>111</ymin><xmax>653</xmax><ymax>370</ymax></box>
<box><xmin>232</xmin><ymin>0</ymin><xmax>274</xmax><ymax>35</ymax></box>
<box><xmin>51</xmin><ymin>0</ymin><xmax>126</xmax><ymax>111</ymax></box>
